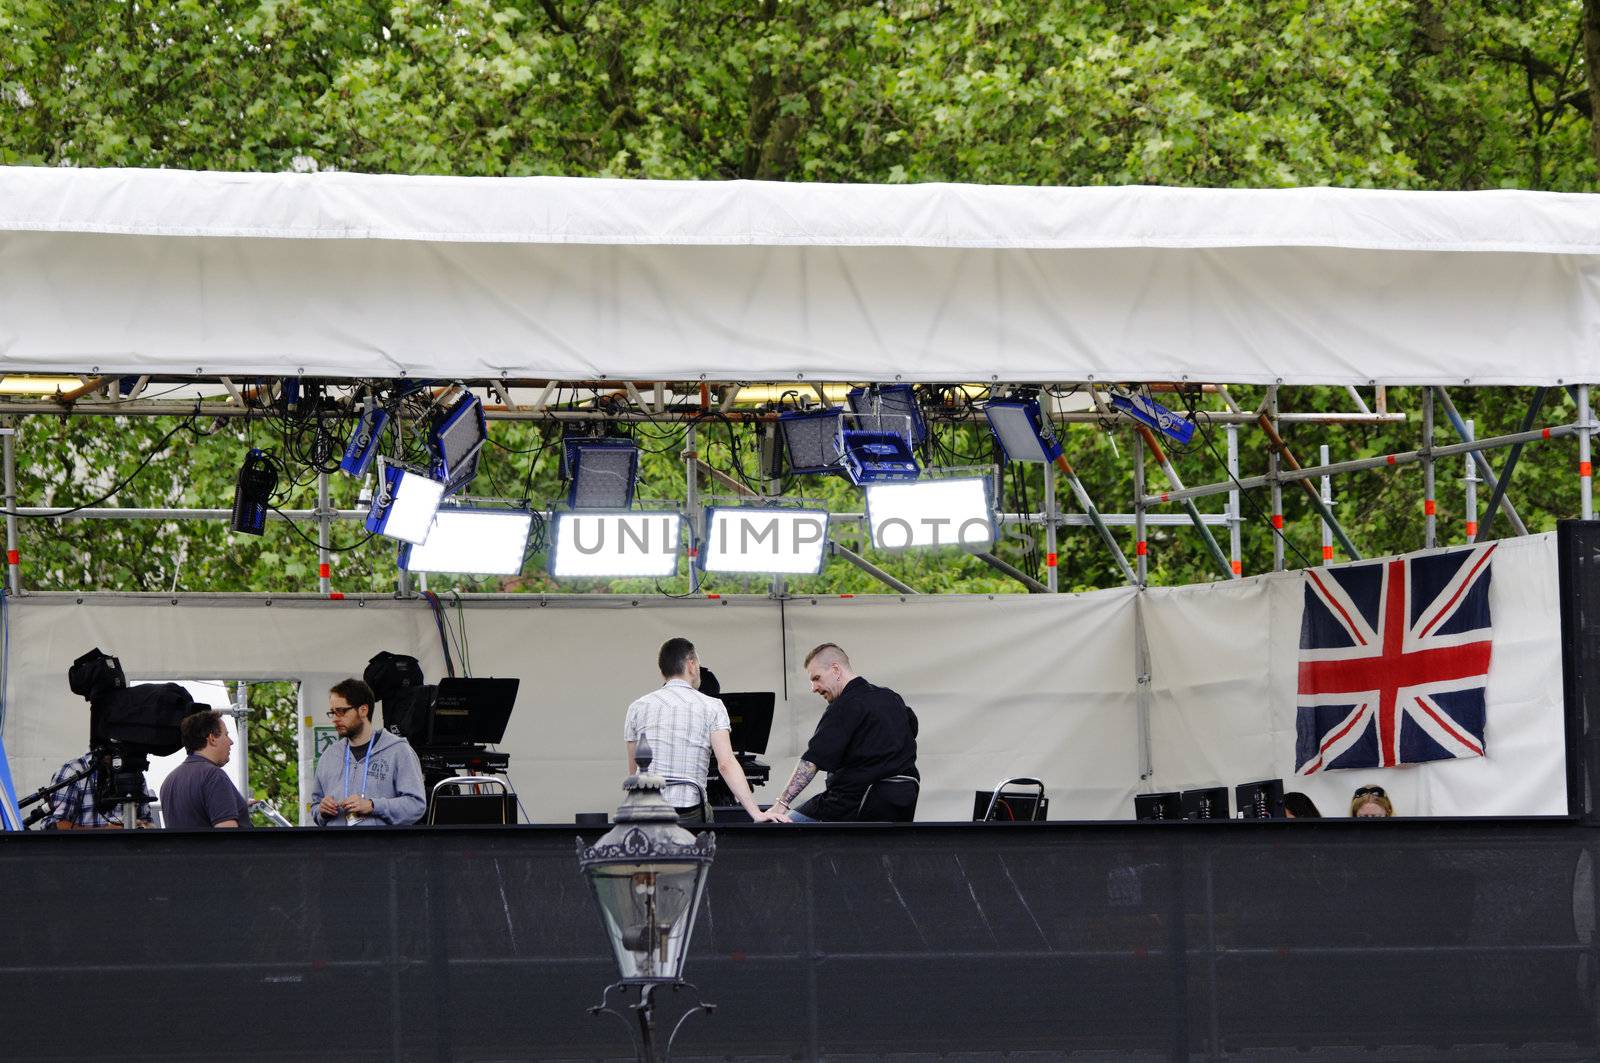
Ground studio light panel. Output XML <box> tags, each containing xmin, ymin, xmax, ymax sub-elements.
<box><xmin>983</xmin><ymin>398</ymin><xmax>1063</xmax><ymax>463</ymax></box>
<box><xmin>565</xmin><ymin>439</ymin><xmax>640</xmax><ymax>509</ymax></box>
<box><xmin>400</xmin><ymin>507</ymin><xmax>533</xmax><ymax>575</ymax></box>
<box><xmin>702</xmin><ymin>508</ymin><xmax>830</xmax><ymax>575</ymax></box>
<box><xmin>366</xmin><ymin>460</ymin><xmax>446</xmax><ymax>545</ymax></box>
<box><xmin>864</xmin><ymin>478</ymin><xmax>995</xmax><ymax>551</ymax></box>
<box><xmin>551</xmin><ymin>512</ymin><xmax>682</xmax><ymax>578</ymax></box>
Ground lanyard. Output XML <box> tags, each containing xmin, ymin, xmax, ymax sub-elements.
<box><xmin>342</xmin><ymin>733</ymin><xmax>376</xmax><ymax>807</ymax></box>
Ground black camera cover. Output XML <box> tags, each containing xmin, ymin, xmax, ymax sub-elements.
<box><xmin>364</xmin><ymin>651</ymin><xmax>425</xmax><ymax>703</ymax></box>
<box><xmin>92</xmin><ymin>682</ymin><xmax>196</xmax><ymax>756</ymax></box>
<box><xmin>69</xmin><ymin>648</ymin><xmax>126</xmax><ymax>703</ymax></box>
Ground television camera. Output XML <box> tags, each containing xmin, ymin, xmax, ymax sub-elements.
<box><xmin>18</xmin><ymin>648</ymin><xmax>198</xmax><ymax>828</ymax></box>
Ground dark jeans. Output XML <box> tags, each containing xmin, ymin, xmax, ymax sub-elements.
<box><xmin>674</xmin><ymin>804</ymin><xmax>706</xmax><ymax>824</ymax></box>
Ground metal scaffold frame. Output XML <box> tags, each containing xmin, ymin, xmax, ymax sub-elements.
<box><xmin>0</xmin><ymin>377</ymin><xmax>1589</xmax><ymax>599</ymax></box>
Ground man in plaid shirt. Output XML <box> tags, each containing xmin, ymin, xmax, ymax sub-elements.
<box><xmin>624</xmin><ymin>638</ymin><xmax>780</xmax><ymax>824</ymax></box>
<box><xmin>41</xmin><ymin>751</ymin><xmax>155</xmax><ymax>829</ymax></box>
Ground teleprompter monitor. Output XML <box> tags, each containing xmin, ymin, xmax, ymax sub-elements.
<box><xmin>1235</xmin><ymin>778</ymin><xmax>1285</xmax><ymax>819</ymax></box>
<box><xmin>719</xmin><ymin>692</ymin><xmax>775</xmax><ymax>755</ymax></box>
<box><xmin>425</xmin><ymin>677</ymin><xmax>519</xmax><ymax>746</ymax></box>
<box><xmin>1135</xmin><ymin>792</ymin><xmax>1182</xmax><ymax>821</ymax></box>
<box><xmin>1181</xmin><ymin>786</ymin><xmax>1230</xmax><ymax>820</ymax></box>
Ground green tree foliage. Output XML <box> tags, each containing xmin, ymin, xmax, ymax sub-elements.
<box><xmin>0</xmin><ymin>0</ymin><xmax>1593</xmax><ymax>599</ymax></box>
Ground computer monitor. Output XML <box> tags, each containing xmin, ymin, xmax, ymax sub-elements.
<box><xmin>1235</xmin><ymin>778</ymin><xmax>1285</xmax><ymax>819</ymax></box>
<box><xmin>1181</xmin><ymin>786</ymin><xmax>1230</xmax><ymax>821</ymax></box>
<box><xmin>1135</xmin><ymin>792</ymin><xmax>1182</xmax><ymax>821</ymax></box>
<box><xmin>426</xmin><ymin>677</ymin><xmax>519</xmax><ymax>746</ymax></box>
<box><xmin>719</xmin><ymin>692</ymin><xmax>775</xmax><ymax>754</ymax></box>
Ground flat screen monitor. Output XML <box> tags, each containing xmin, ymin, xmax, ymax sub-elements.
<box><xmin>426</xmin><ymin>677</ymin><xmax>519</xmax><ymax>746</ymax></box>
<box><xmin>1135</xmin><ymin>792</ymin><xmax>1182</xmax><ymax>821</ymax></box>
<box><xmin>1181</xmin><ymin>786</ymin><xmax>1230</xmax><ymax>821</ymax></box>
<box><xmin>1235</xmin><ymin>778</ymin><xmax>1285</xmax><ymax>819</ymax></box>
<box><xmin>719</xmin><ymin>692</ymin><xmax>774</xmax><ymax>754</ymax></box>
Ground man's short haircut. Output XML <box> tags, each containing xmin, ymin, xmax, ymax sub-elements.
<box><xmin>804</xmin><ymin>643</ymin><xmax>851</xmax><ymax>670</ymax></box>
<box><xmin>658</xmin><ymin>637</ymin><xmax>696</xmax><ymax>678</ymax></box>
<box><xmin>330</xmin><ymin>678</ymin><xmax>375</xmax><ymax>720</ymax></box>
<box><xmin>180</xmin><ymin>709</ymin><xmax>225</xmax><ymax>754</ymax></box>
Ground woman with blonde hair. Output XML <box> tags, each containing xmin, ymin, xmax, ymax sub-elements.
<box><xmin>1350</xmin><ymin>784</ymin><xmax>1395</xmax><ymax>817</ymax></box>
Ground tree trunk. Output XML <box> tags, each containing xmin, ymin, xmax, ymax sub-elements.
<box><xmin>1583</xmin><ymin>0</ymin><xmax>1600</xmax><ymax>181</ymax></box>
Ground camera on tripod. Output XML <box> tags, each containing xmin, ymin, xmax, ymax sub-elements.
<box><xmin>67</xmin><ymin>648</ymin><xmax>197</xmax><ymax>812</ymax></box>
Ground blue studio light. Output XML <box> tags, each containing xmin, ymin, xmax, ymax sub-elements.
<box><xmin>563</xmin><ymin>437</ymin><xmax>640</xmax><ymax>509</ymax></box>
<box><xmin>840</xmin><ymin>429</ymin><xmax>920</xmax><ymax>486</ymax></box>
<box><xmin>848</xmin><ymin>384</ymin><xmax>926</xmax><ymax>446</ymax></box>
<box><xmin>1110</xmin><ymin>390</ymin><xmax>1196</xmax><ymax>446</ymax></box>
<box><xmin>365</xmin><ymin>458</ymin><xmax>446</xmax><ymax>545</ymax></box>
<box><xmin>776</xmin><ymin>408</ymin><xmax>846</xmax><ymax>475</ymax></box>
<box><xmin>340</xmin><ymin>406</ymin><xmax>391</xmax><ymax>477</ymax></box>
<box><xmin>983</xmin><ymin>397</ymin><xmax>1064</xmax><ymax>463</ymax></box>
<box><xmin>428</xmin><ymin>391</ymin><xmax>487</xmax><ymax>493</ymax></box>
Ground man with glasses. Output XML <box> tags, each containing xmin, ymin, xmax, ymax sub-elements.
<box><xmin>311</xmin><ymin>678</ymin><xmax>425</xmax><ymax>827</ymax></box>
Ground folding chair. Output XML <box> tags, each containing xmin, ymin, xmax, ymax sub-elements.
<box><xmin>975</xmin><ymin>778</ymin><xmax>1048</xmax><ymax>822</ymax></box>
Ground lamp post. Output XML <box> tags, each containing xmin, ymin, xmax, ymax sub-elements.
<box><xmin>576</xmin><ymin>737</ymin><xmax>716</xmax><ymax>1063</ymax></box>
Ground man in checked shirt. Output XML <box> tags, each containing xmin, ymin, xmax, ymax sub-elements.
<box><xmin>41</xmin><ymin>749</ymin><xmax>155</xmax><ymax>829</ymax></box>
<box><xmin>624</xmin><ymin>638</ymin><xmax>782</xmax><ymax>824</ymax></box>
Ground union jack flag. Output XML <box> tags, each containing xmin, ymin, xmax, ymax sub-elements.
<box><xmin>1295</xmin><ymin>544</ymin><xmax>1495</xmax><ymax>774</ymax></box>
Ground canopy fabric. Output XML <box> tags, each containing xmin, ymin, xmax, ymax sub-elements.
<box><xmin>1</xmin><ymin>165</ymin><xmax>1596</xmax><ymax>384</ymax></box>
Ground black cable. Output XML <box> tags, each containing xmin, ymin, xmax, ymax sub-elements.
<box><xmin>264</xmin><ymin>504</ymin><xmax>379</xmax><ymax>552</ymax></box>
<box><xmin>0</xmin><ymin>412</ymin><xmax>201</xmax><ymax>518</ymax></box>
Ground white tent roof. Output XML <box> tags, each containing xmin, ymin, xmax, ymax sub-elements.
<box><xmin>1</xmin><ymin>165</ymin><xmax>1597</xmax><ymax>384</ymax></box>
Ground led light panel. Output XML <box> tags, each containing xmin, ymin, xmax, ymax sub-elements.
<box><xmin>429</xmin><ymin>392</ymin><xmax>487</xmax><ymax>483</ymax></box>
<box><xmin>551</xmin><ymin>512</ymin><xmax>681</xmax><ymax>578</ymax></box>
<box><xmin>702</xmin><ymin>508</ymin><xmax>830</xmax><ymax>575</ymax></box>
<box><xmin>983</xmin><ymin>398</ymin><xmax>1063</xmax><ymax>463</ymax></box>
<box><xmin>365</xmin><ymin>460</ymin><xmax>446</xmax><ymax>545</ymax></box>
<box><xmin>399</xmin><ymin>506</ymin><xmax>533</xmax><ymax>575</ymax></box>
<box><xmin>865</xmin><ymin>477</ymin><xmax>994</xmax><ymax>551</ymax></box>
<box><xmin>777</xmin><ymin>409</ymin><xmax>845</xmax><ymax>475</ymax></box>
<box><xmin>565</xmin><ymin>439</ymin><xmax>640</xmax><ymax>509</ymax></box>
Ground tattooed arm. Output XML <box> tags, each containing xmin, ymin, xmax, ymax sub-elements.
<box><xmin>772</xmin><ymin>759</ymin><xmax>820</xmax><ymax>815</ymax></box>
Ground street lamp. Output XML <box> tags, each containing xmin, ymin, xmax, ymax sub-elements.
<box><xmin>576</xmin><ymin>737</ymin><xmax>716</xmax><ymax>1062</ymax></box>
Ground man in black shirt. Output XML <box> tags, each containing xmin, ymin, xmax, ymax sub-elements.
<box><xmin>771</xmin><ymin>643</ymin><xmax>919</xmax><ymax>822</ymax></box>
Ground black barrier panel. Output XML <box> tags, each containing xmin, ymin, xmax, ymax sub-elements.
<box><xmin>1</xmin><ymin>821</ymin><xmax>1598</xmax><ymax>1062</ymax></box>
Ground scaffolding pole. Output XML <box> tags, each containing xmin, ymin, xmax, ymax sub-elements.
<box><xmin>831</xmin><ymin>542</ymin><xmax>918</xmax><ymax>595</ymax></box>
<box><xmin>1433</xmin><ymin>387</ymin><xmax>1529</xmax><ymax>537</ymax></box>
<box><xmin>316</xmin><ymin>471</ymin><xmax>332</xmax><ymax>595</ymax></box>
<box><xmin>1135</xmin><ymin>425</ymin><xmax>1235</xmax><ymax>580</ymax></box>
<box><xmin>1226</xmin><ymin>425</ymin><xmax>1242</xmax><ymax>577</ymax></box>
<box><xmin>1320</xmin><ymin>444</ymin><xmax>1333</xmax><ymax>566</ymax></box>
<box><xmin>3</xmin><ymin>423</ymin><xmax>18</xmax><ymax>596</ymax></box>
<box><xmin>1580</xmin><ymin>384</ymin><xmax>1593</xmax><ymax>521</ymax></box>
<box><xmin>1422</xmin><ymin>389</ymin><xmax>1436</xmax><ymax>550</ymax></box>
<box><xmin>1255</xmin><ymin>411</ymin><xmax>1361</xmax><ymax>561</ymax></box>
<box><xmin>1139</xmin><ymin>423</ymin><xmax>1579</xmax><ymax>507</ymax></box>
<box><xmin>684</xmin><ymin>424</ymin><xmax>700</xmax><ymax>595</ymax></box>
<box><xmin>1133</xmin><ymin>430</ymin><xmax>1148</xmax><ymax>586</ymax></box>
<box><xmin>1464</xmin><ymin>419</ymin><xmax>1479</xmax><ymax>542</ymax></box>
<box><xmin>1053</xmin><ymin>453</ymin><xmax>1137</xmax><ymax>585</ymax></box>
<box><xmin>1044</xmin><ymin>460</ymin><xmax>1059</xmax><ymax>592</ymax></box>
<box><xmin>1268</xmin><ymin>389</ymin><xmax>1283</xmax><ymax>572</ymax></box>
<box><xmin>974</xmin><ymin>552</ymin><xmax>1050</xmax><ymax>594</ymax></box>
<box><xmin>1476</xmin><ymin>387</ymin><xmax>1548</xmax><ymax>543</ymax></box>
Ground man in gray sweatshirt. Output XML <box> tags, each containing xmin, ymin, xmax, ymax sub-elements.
<box><xmin>311</xmin><ymin>678</ymin><xmax>425</xmax><ymax>827</ymax></box>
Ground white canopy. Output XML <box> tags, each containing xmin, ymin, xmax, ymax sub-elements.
<box><xmin>1</xmin><ymin>165</ymin><xmax>1597</xmax><ymax>384</ymax></box>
